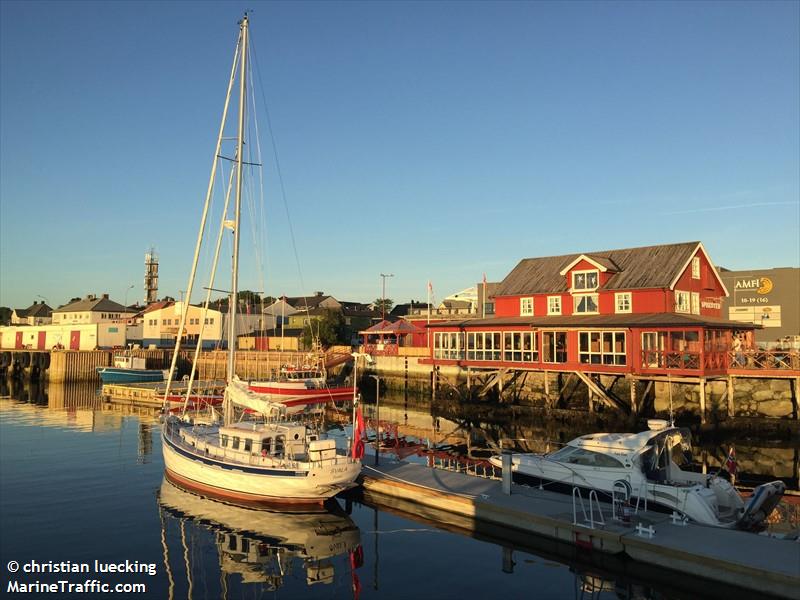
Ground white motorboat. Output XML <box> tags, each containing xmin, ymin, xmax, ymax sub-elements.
<box><xmin>160</xmin><ymin>14</ymin><xmax>363</xmax><ymax>506</ymax></box>
<box><xmin>489</xmin><ymin>419</ymin><xmax>785</xmax><ymax>530</ymax></box>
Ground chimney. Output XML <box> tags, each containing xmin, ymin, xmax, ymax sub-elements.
<box><xmin>102</xmin><ymin>293</ymin><xmax>109</xmax><ymax>300</ymax></box>
<box><xmin>87</xmin><ymin>294</ymin><xmax>96</xmax><ymax>301</ymax></box>
<box><xmin>315</xmin><ymin>291</ymin><xmax>323</xmax><ymax>297</ymax></box>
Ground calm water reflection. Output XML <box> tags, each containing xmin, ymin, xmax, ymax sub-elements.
<box><xmin>1</xmin><ymin>381</ymin><xmax>792</xmax><ymax>599</ymax></box>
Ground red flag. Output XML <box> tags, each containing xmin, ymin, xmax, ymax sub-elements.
<box><xmin>350</xmin><ymin>545</ymin><xmax>364</xmax><ymax>569</ymax></box>
<box><xmin>349</xmin><ymin>546</ymin><xmax>363</xmax><ymax>600</ymax></box>
<box><xmin>725</xmin><ymin>446</ymin><xmax>737</xmax><ymax>476</ymax></box>
<box><xmin>351</xmin><ymin>406</ymin><xmax>365</xmax><ymax>459</ymax></box>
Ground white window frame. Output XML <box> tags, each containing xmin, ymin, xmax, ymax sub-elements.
<box><xmin>547</xmin><ymin>296</ymin><xmax>561</xmax><ymax>315</ymax></box>
<box><xmin>434</xmin><ymin>331</ymin><xmax>465</xmax><ymax>360</ymax></box>
<box><xmin>675</xmin><ymin>290</ymin><xmax>691</xmax><ymax>314</ymax></box>
<box><xmin>571</xmin><ymin>270</ymin><xmax>599</xmax><ymax>292</ymax></box>
<box><xmin>691</xmin><ymin>292</ymin><xmax>700</xmax><ymax>315</ymax></box>
<box><xmin>542</xmin><ymin>331</ymin><xmax>568</xmax><ymax>363</ymax></box>
<box><xmin>502</xmin><ymin>331</ymin><xmax>538</xmax><ymax>362</ymax></box>
<box><xmin>691</xmin><ymin>256</ymin><xmax>700</xmax><ymax>279</ymax></box>
<box><xmin>579</xmin><ymin>331</ymin><xmax>627</xmax><ymax>365</ymax></box>
<box><xmin>615</xmin><ymin>292</ymin><xmax>632</xmax><ymax>314</ymax></box>
<box><xmin>519</xmin><ymin>297</ymin><xmax>534</xmax><ymax>316</ymax></box>
<box><xmin>466</xmin><ymin>331</ymin><xmax>501</xmax><ymax>361</ymax></box>
<box><xmin>573</xmin><ymin>293</ymin><xmax>599</xmax><ymax>314</ymax></box>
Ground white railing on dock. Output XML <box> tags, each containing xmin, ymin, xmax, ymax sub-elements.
<box><xmin>572</xmin><ymin>487</ymin><xmax>605</xmax><ymax>529</ymax></box>
<box><xmin>428</xmin><ymin>455</ymin><xmax>501</xmax><ymax>480</ymax></box>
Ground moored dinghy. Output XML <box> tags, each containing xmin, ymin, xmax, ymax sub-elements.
<box><xmin>490</xmin><ymin>419</ymin><xmax>785</xmax><ymax>530</ymax></box>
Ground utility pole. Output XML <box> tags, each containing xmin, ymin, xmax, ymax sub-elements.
<box><xmin>380</xmin><ymin>273</ymin><xmax>394</xmax><ymax>320</ymax></box>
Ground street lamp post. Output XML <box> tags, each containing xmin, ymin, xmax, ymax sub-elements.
<box><xmin>369</xmin><ymin>374</ymin><xmax>381</xmax><ymax>466</ymax></box>
<box><xmin>380</xmin><ymin>273</ymin><xmax>394</xmax><ymax>320</ymax></box>
<box><xmin>124</xmin><ymin>284</ymin><xmax>135</xmax><ymax>309</ymax></box>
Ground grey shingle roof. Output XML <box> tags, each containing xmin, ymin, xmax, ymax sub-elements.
<box><xmin>495</xmin><ymin>241</ymin><xmax>700</xmax><ymax>296</ymax></box>
<box><xmin>54</xmin><ymin>297</ymin><xmax>133</xmax><ymax>313</ymax></box>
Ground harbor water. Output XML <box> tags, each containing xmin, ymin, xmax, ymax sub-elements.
<box><xmin>0</xmin><ymin>380</ymin><xmax>796</xmax><ymax>599</ymax></box>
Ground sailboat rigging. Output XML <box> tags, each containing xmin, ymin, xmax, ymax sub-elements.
<box><xmin>161</xmin><ymin>14</ymin><xmax>362</xmax><ymax>505</ymax></box>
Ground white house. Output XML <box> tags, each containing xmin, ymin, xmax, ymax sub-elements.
<box><xmin>11</xmin><ymin>301</ymin><xmax>53</xmax><ymax>326</ymax></box>
<box><xmin>142</xmin><ymin>301</ymin><xmax>270</xmax><ymax>349</ymax></box>
<box><xmin>52</xmin><ymin>294</ymin><xmax>137</xmax><ymax>325</ymax></box>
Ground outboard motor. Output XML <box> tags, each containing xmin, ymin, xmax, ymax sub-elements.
<box><xmin>737</xmin><ymin>481</ymin><xmax>787</xmax><ymax>530</ymax></box>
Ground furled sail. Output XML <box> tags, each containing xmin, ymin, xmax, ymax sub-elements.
<box><xmin>225</xmin><ymin>377</ymin><xmax>286</xmax><ymax>418</ymax></box>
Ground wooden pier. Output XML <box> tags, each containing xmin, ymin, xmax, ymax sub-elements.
<box><xmin>101</xmin><ymin>380</ymin><xmax>226</xmax><ymax>407</ymax></box>
<box><xmin>361</xmin><ymin>460</ymin><xmax>799</xmax><ymax>598</ymax></box>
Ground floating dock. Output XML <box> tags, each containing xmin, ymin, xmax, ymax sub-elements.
<box><xmin>101</xmin><ymin>380</ymin><xmax>225</xmax><ymax>407</ymax></box>
<box><xmin>361</xmin><ymin>461</ymin><xmax>799</xmax><ymax>599</ymax></box>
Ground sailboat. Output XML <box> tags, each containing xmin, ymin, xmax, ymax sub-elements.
<box><xmin>158</xmin><ymin>477</ymin><xmax>361</xmax><ymax>590</ymax></box>
<box><xmin>160</xmin><ymin>14</ymin><xmax>362</xmax><ymax>505</ymax></box>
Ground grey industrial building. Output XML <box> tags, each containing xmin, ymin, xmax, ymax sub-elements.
<box><xmin>719</xmin><ymin>266</ymin><xmax>799</xmax><ymax>347</ymax></box>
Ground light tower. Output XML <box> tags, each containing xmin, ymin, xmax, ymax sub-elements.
<box><xmin>144</xmin><ymin>248</ymin><xmax>159</xmax><ymax>304</ymax></box>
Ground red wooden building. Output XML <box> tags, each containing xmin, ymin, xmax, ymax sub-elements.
<box><xmin>423</xmin><ymin>241</ymin><xmax>795</xmax><ymax>378</ymax></box>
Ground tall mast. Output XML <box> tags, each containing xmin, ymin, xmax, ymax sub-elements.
<box><xmin>227</xmin><ymin>14</ymin><xmax>248</xmax><ymax>380</ymax></box>
<box><xmin>162</xmin><ymin>23</ymin><xmax>242</xmax><ymax>407</ymax></box>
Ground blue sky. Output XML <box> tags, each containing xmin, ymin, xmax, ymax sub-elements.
<box><xmin>1</xmin><ymin>1</ymin><xmax>798</xmax><ymax>309</ymax></box>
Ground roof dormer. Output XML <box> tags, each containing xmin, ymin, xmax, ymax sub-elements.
<box><xmin>560</xmin><ymin>254</ymin><xmax>620</xmax><ymax>293</ymax></box>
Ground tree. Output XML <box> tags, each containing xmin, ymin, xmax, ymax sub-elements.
<box><xmin>301</xmin><ymin>309</ymin><xmax>346</xmax><ymax>348</ymax></box>
<box><xmin>0</xmin><ymin>307</ymin><xmax>10</xmax><ymax>325</ymax></box>
<box><xmin>373</xmin><ymin>298</ymin><xmax>394</xmax><ymax>315</ymax></box>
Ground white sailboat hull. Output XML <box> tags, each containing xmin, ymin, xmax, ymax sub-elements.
<box><xmin>162</xmin><ymin>428</ymin><xmax>361</xmax><ymax>505</ymax></box>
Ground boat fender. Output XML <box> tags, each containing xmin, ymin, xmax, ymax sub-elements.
<box><xmin>737</xmin><ymin>481</ymin><xmax>787</xmax><ymax>530</ymax></box>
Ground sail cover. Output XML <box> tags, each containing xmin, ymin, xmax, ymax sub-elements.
<box><xmin>225</xmin><ymin>377</ymin><xmax>286</xmax><ymax>418</ymax></box>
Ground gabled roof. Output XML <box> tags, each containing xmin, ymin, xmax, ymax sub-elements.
<box><xmin>54</xmin><ymin>296</ymin><xmax>134</xmax><ymax>314</ymax></box>
<box><xmin>496</xmin><ymin>241</ymin><xmax>703</xmax><ymax>296</ymax></box>
<box><xmin>359</xmin><ymin>319</ymin><xmax>424</xmax><ymax>335</ymax></box>
<box><xmin>284</xmin><ymin>295</ymin><xmax>337</xmax><ymax>310</ymax></box>
<box><xmin>14</xmin><ymin>302</ymin><xmax>53</xmax><ymax>318</ymax></box>
<box><xmin>558</xmin><ymin>254</ymin><xmax>621</xmax><ymax>275</ymax></box>
<box><xmin>390</xmin><ymin>302</ymin><xmax>433</xmax><ymax>316</ymax></box>
<box><xmin>143</xmin><ymin>300</ymin><xmax>175</xmax><ymax>313</ymax></box>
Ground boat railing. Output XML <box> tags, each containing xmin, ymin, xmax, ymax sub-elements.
<box><xmin>572</xmin><ymin>487</ymin><xmax>605</xmax><ymax>529</ymax></box>
<box><xmin>165</xmin><ymin>422</ymin><xmax>357</xmax><ymax>469</ymax></box>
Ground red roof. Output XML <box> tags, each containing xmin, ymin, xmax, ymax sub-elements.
<box><xmin>360</xmin><ymin>319</ymin><xmax>424</xmax><ymax>335</ymax></box>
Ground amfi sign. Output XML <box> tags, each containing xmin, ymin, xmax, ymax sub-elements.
<box><xmin>734</xmin><ymin>277</ymin><xmax>773</xmax><ymax>294</ymax></box>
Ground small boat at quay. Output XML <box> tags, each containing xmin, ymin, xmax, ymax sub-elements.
<box><xmin>490</xmin><ymin>419</ymin><xmax>785</xmax><ymax>530</ymax></box>
<box><xmin>248</xmin><ymin>365</ymin><xmax>354</xmax><ymax>414</ymax></box>
<box><xmin>96</xmin><ymin>353</ymin><xmax>167</xmax><ymax>384</ymax></box>
<box><xmin>161</xmin><ymin>13</ymin><xmax>362</xmax><ymax>506</ymax></box>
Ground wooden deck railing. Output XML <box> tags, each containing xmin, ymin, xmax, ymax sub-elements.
<box><xmin>728</xmin><ymin>350</ymin><xmax>799</xmax><ymax>371</ymax></box>
<box><xmin>641</xmin><ymin>349</ymin><xmax>800</xmax><ymax>373</ymax></box>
